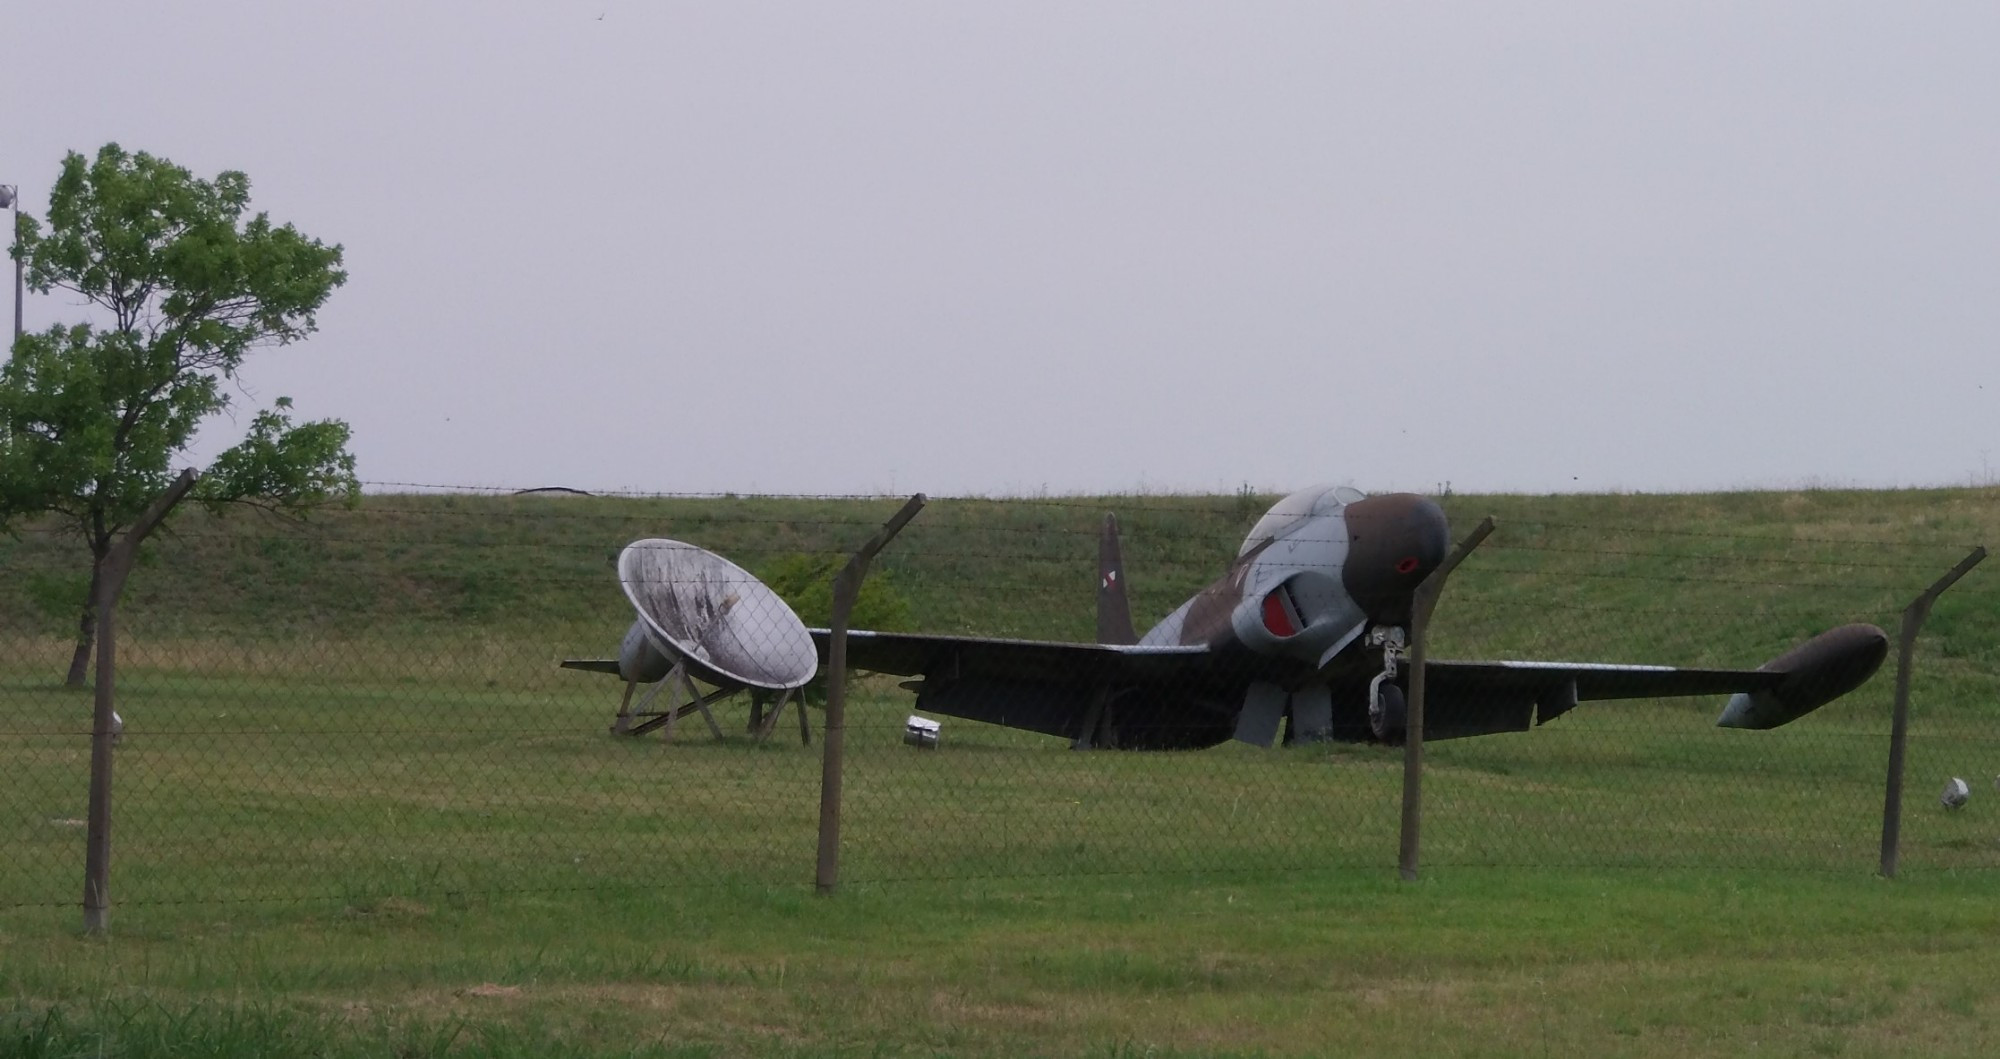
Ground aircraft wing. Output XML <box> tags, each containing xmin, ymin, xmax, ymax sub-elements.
<box><xmin>1408</xmin><ymin>659</ymin><xmax>1792</xmax><ymax>740</ymax></box>
<box><xmin>808</xmin><ymin>628</ymin><xmax>1208</xmax><ymax>684</ymax></box>
<box><xmin>1418</xmin><ymin>623</ymin><xmax>1889</xmax><ymax>737</ymax></box>
<box><xmin>1427</xmin><ymin>659</ymin><xmax>1785</xmax><ymax>701</ymax></box>
<box><xmin>807</xmin><ymin>628</ymin><xmax>1218</xmax><ymax>745</ymax></box>
<box><xmin>560</xmin><ymin>633</ymin><xmax>1207</xmax><ymax>686</ymax></box>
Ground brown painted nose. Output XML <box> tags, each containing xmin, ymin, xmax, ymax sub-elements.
<box><xmin>1341</xmin><ymin>493</ymin><xmax>1451</xmax><ymax>625</ymax></box>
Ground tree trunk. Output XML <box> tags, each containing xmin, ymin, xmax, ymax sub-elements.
<box><xmin>77</xmin><ymin>467</ymin><xmax>200</xmax><ymax>935</ymax></box>
<box><xmin>65</xmin><ymin>556</ymin><xmax>105</xmax><ymax>688</ymax></box>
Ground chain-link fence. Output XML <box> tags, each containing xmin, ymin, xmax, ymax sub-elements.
<box><xmin>3</xmin><ymin>487</ymin><xmax>1995</xmax><ymax>916</ymax></box>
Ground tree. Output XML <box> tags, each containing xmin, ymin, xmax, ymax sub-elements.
<box><xmin>759</xmin><ymin>552</ymin><xmax>914</xmax><ymax>632</ymax></box>
<box><xmin>0</xmin><ymin>144</ymin><xmax>359</xmax><ymax>686</ymax></box>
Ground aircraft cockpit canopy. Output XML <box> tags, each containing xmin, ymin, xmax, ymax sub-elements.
<box><xmin>1238</xmin><ymin>484</ymin><xmax>1366</xmax><ymax>557</ymax></box>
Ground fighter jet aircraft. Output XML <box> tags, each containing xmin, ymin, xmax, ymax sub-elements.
<box><xmin>569</xmin><ymin>485</ymin><xmax>1890</xmax><ymax>751</ymax></box>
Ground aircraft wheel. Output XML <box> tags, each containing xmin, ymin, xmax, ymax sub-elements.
<box><xmin>1370</xmin><ymin>683</ymin><xmax>1407</xmax><ymax>742</ymax></box>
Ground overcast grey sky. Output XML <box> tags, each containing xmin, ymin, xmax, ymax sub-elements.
<box><xmin>5</xmin><ymin>1</ymin><xmax>1996</xmax><ymax>496</ymax></box>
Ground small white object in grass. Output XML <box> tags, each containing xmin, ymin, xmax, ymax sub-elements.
<box><xmin>1941</xmin><ymin>777</ymin><xmax>1970</xmax><ymax>809</ymax></box>
<box><xmin>110</xmin><ymin>709</ymin><xmax>124</xmax><ymax>745</ymax></box>
<box><xmin>903</xmin><ymin>715</ymin><xmax>941</xmax><ymax>749</ymax></box>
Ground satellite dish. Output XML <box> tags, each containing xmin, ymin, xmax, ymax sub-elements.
<box><xmin>618</xmin><ymin>539</ymin><xmax>817</xmax><ymax>691</ymax></box>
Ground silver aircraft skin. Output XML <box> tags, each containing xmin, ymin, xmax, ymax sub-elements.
<box><xmin>569</xmin><ymin>485</ymin><xmax>1891</xmax><ymax>751</ymax></box>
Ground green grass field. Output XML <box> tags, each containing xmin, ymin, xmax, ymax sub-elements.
<box><xmin>3</xmin><ymin>486</ymin><xmax>1998</xmax><ymax>1055</ymax></box>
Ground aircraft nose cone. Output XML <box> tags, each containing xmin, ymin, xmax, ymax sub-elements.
<box><xmin>1341</xmin><ymin>493</ymin><xmax>1451</xmax><ymax>625</ymax></box>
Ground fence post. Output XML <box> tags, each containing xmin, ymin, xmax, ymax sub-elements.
<box><xmin>816</xmin><ymin>493</ymin><xmax>926</xmax><ymax>895</ymax></box>
<box><xmin>1400</xmin><ymin>516</ymin><xmax>1495</xmax><ymax>883</ymax></box>
<box><xmin>1879</xmin><ymin>546</ymin><xmax>1986</xmax><ymax>879</ymax></box>
<box><xmin>82</xmin><ymin>468</ymin><xmax>200</xmax><ymax>934</ymax></box>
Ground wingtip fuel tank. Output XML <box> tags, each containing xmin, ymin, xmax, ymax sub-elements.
<box><xmin>1715</xmin><ymin>623</ymin><xmax>1891</xmax><ymax>729</ymax></box>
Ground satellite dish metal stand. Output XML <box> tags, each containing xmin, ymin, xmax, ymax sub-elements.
<box><xmin>611</xmin><ymin>657</ymin><xmax>733</xmax><ymax>742</ymax></box>
<box><xmin>749</xmin><ymin>687</ymin><xmax>812</xmax><ymax>745</ymax></box>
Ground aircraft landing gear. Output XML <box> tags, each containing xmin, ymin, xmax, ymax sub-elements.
<box><xmin>1366</xmin><ymin>626</ymin><xmax>1409</xmax><ymax>742</ymax></box>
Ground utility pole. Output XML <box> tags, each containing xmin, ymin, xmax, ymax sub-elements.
<box><xmin>0</xmin><ymin>183</ymin><xmax>20</xmax><ymax>350</ymax></box>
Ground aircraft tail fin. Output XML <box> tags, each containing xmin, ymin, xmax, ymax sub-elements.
<box><xmin>1097</xmin><ymin>513</ymin><xmax>1137</xmax><ymax>645</ymax></box>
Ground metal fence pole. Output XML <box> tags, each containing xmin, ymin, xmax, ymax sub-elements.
<box><xmin>1400</xmin><ymin>517</ymin><xmax>1495</xmax><ymax>883</ymax></box>
<box><xmin>1879</xmin><ymin>546</ymin><xmax>1986</xmax><ymax>879</ymax></box>
<box><xmin>816</xmin><ymin>493</ymin><xmax>926</xmax><ymax>895</ymax></box>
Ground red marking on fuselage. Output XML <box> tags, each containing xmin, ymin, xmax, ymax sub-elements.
<box><xmin>1262</xmin><ymin>590</ymin><xmax>1298</xmax><ymax>637</ymax></box>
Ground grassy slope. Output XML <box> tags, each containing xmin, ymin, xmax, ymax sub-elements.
<box><xmin>2</xmin><ymin>486</ymin><xmax>1999</xmax><ymax>1056</ymax></box>
<box><xmin>2</xmin><ymin>484</ymin><xmax>1995</xmax><ymax>654</ymax></box>
<box><xmin>0</xmin><ymin>491</ymin><xmax>1268</xmax><ymax>642</ymax></box>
